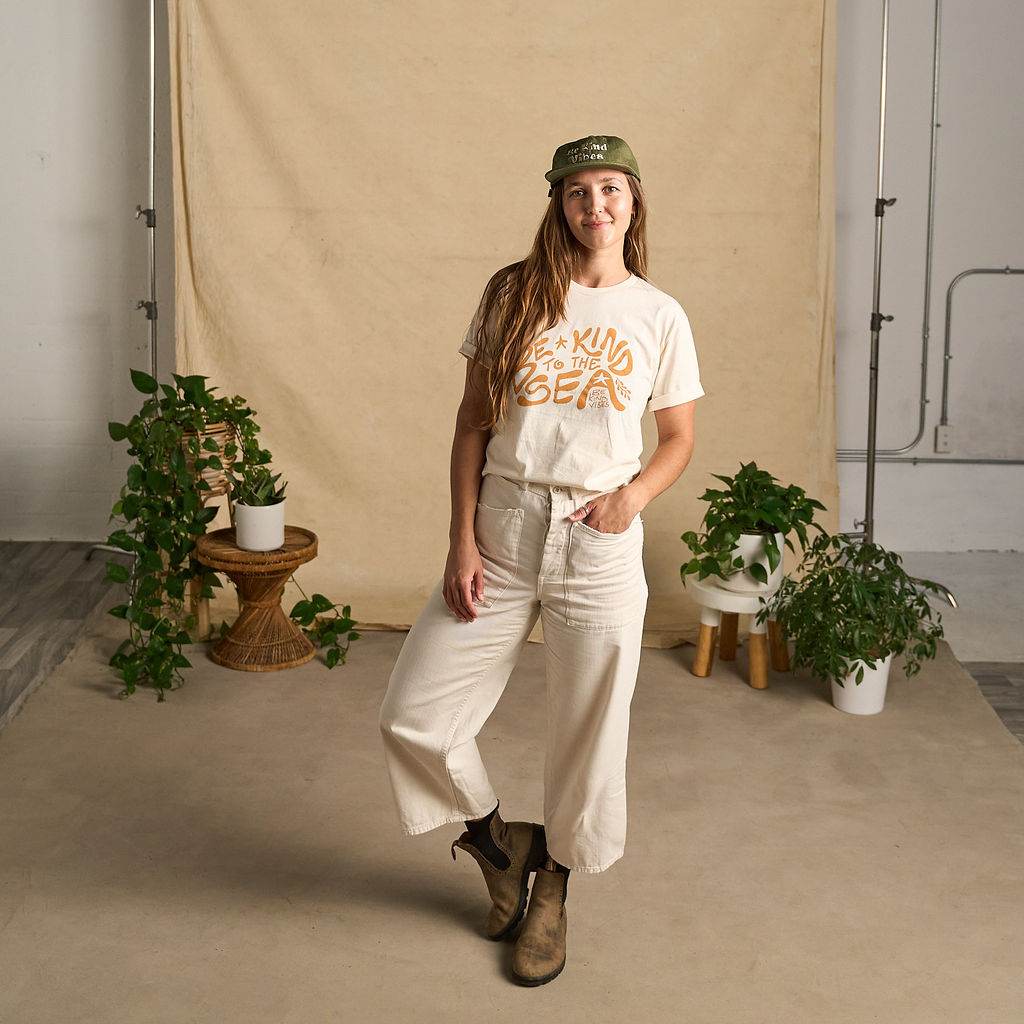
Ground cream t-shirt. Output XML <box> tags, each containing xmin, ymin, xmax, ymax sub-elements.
<box><xmin>458</xmin><ymin>273</ymin><xmax>705</xmax><ymax>497</ymax></box>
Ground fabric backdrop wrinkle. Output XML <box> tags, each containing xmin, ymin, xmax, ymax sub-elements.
<box><xmin>168</xmin><ymin>0</ymin><xmax>839</xmax><ymax>647</ymax></box>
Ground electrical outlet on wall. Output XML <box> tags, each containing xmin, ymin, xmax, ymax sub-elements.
<box><xmin>934</xmin><ymin>424</ymin><xmax>953</xmax><ymax>453</ymax></box>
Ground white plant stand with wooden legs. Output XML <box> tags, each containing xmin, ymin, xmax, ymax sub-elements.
<box><xmin>688</xmin><ymin>576</ymin><xmax>791</xmax><ymax>689</ymax></box>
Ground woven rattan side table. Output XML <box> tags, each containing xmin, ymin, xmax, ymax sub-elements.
<box><xmin>195</xmin><ymin>526</ymin><xmax>318</xmax><ymax>672</ymax></box>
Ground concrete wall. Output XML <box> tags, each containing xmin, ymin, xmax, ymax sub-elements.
<box><xmin>0</xmin><ymin>1</ymin><xmax>175</xmax><ymax>542</ymax></box>
<box><xmin>835</xmin><ymin>0</ymin><xmax>1023</xmax><ymax>550</ymax></box>
<box><xmin>1</xmin><ymin>1</ymin><xmax>1020</xmax><ymax>551</ymax></box>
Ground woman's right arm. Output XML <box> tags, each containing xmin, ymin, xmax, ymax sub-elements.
<box><xmin>445</xmin><ymin>355</ymin><xmax>492</xmax><ymax>622</ymax></box>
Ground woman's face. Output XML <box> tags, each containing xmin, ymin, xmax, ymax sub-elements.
<box><xmin>560</xmin><ymin>168</ymin><xmax>635</xmax><ymax>254</ymax></box>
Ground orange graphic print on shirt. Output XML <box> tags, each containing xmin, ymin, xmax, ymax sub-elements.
<box><xmin>514</xmin><ymin>325</ymin><xmax>634</xmax><ymax>411</ymax></box>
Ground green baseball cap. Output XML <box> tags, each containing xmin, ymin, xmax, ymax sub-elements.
<box><xmin>545</xmin><ymin>135</ymin><xmax>641</xmax><ymax>197</ymax></box>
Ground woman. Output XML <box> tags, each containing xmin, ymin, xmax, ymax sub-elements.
<box><xmin>378</xmin><ymin>135</ymin><xmax>704</xmax><ymax>986</ymax></box>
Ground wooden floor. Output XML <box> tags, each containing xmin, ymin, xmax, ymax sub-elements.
<box><xmin>1</xmin><ymin>541</ymin><xmax>1022</xmax><ymax>743</ymax></box>
<box><xmin>958</xmin><ymin>661</ymin><xmax>1024</xmax><ymax>742</ymax></box>
<box><xmin>0</xmin><ymin>540</ymin><xmax>124</xmax><ymax>732</ymax></box>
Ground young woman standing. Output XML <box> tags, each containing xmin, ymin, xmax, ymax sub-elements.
<box><xmin>379</xmin><ymin>135</ymin><xmax>704</xmax><ymax>986</ymax></box>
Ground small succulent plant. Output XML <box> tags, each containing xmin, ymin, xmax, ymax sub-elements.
<box><xmin>231</xmin><ymin>464</ymin><xmax>287</xmax><ymax>507</ymax></box>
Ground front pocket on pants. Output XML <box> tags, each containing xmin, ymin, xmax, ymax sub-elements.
<box><xmin>473</xmin><ymin>502</ymin><xmax>525</xmax><ymax>607</ymax></box>
<box><xmin>564</xmin><ymin>516</ymin><xmax>648</xmax><ymax>630</ymax></box>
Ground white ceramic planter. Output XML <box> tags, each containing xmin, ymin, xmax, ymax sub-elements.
<box><xmin>234</xmin><ymin>499</ymin><xmax>286</xmax><ymax>551</ymax></box>
<box><xmin>718</xmin><ymin>531</ymin><xmax>785</xmax><ymax>594</ymax></box>
<box><xmin>830</xmin><ymin>652</ymin><xmax>893</xmax><ymax>715</ymax></box>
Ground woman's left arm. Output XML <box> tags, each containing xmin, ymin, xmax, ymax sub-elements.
<box><xmin>621</xmin><ymin>399</ymin><xmax>697</xmax><ymax>513</ymax></box>
<box><xmin>567</xmin><ymin>400</ymin><xmax>697</xmax><ymax>532</ymax></box>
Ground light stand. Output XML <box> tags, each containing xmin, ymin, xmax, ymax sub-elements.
<box><xmin>87</xmin><ymin>0</ymin><xmax>159</xmax><ymax>564</ymax></box>
<box><xmin>841</xmin><ymin>0</ymin><xmax>957</xmax><ymax>608</ymax></box>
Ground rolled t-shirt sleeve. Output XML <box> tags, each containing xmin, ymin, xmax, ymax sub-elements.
<box><xmin>646</xmin><ymin>301</ymin><xmax>705</xmax><ymax>412</ymax></box>
<box><xmin>458</xmin><ymin>292</ymin><xmax>493</xmax><ymax>368</ymax></box>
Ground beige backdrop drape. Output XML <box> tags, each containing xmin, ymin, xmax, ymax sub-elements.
<box><xmin>168</xmin><ymin>0</ymin><xmax>838</xmax><ymax>648</ymax></box>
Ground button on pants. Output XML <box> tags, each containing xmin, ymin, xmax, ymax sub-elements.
<box><xmin>378</xmin><ymin>472</ymin><xmax>649</xmax><ymax>873</ymax></box>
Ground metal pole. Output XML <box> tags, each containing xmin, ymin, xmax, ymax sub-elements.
<box><xmin>842</xmin><ymin>0</ymin><xmax>957</xmax><ymax>610</ymax></box>
<box><xmin>135</xmin><ymin>0</ymin><xmax>158</xmax><ymax>377</ymax></box>
<box><xmin>858</xmin><ymin>0</ymin><xmax>896</xmax><ymax>545</ymax></box>
<box><xmin>87</xmin><ymin>0</ymin><xmax>159</xmax><ymax>563</ymax></box>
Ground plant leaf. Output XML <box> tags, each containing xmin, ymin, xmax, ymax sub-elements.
<box><xmin>130</xmin><ymin>368</ymin><xmax>158</xmax><ymax>394</ymax></box>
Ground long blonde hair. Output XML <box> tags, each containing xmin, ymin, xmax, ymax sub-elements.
<box><xmin>469</xmin><ymin>174</ymin><xmax>650</xmax><ymax>431</ymax></box>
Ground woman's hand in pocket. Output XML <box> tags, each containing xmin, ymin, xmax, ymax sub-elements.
<box><xmin>567</xmin><ymin>488</ymin><xmax>642</xmax><ymax>534</ymax></box>
<box><xmin>443</xmin><ymin>540</ymin><xmax>484</xmax><ymax>622</ymax></box>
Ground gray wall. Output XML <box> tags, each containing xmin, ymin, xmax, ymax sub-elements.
<box><xmin>0</xmin><ymin>1</ymin><xmax>175</xmax><ymax>542</ymax></box>
<box><xmin>1</xmin><ymin>1</ymin><xmax>1020</xmax><ymax>551</ymax></box>
<box><xmin>835</xmin><ymin>0</ymin><xmax>1023</xmax><ymax>550</ymax></box>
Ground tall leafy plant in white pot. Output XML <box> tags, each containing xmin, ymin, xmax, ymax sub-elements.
<box><xmin>680</xmin><ymin>461</ymin><xmax>828</xmax><ymax>594</ymax></box>
<box><xmin>754</xmin><ymin>532</ymin><xmax>946</xmax><ymax>714</ymax></box>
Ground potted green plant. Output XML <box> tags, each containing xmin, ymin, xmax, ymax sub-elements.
<box><xmin>105</xmin><ymin>369</ymin><xmax>262</xmax><ymax>698</ymax></box>
<box><xmin>230</xmin><ymin>463</ymin><xmax>288</xmax><ymax>551</ymax></box>
<box><xmin>681</xmin><ymin>461</ymin><xmax>828</xmax><ymax>593</ymax></box>
<box><xmin>106</xmin><ymin>368</ymin><xmax>360</xmax><ymax>698</ymax></box>
<box><xmin>754</xmin><ymin>532</ymin><xmax>946</xmax><ymax>714</ymax></box>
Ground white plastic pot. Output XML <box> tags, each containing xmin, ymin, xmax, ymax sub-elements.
<box><xmin>830</xmin><ymin>653</ymin><xmax>893</xmax><ymax>715</ymax></box>
<box><xmin>234</xmin><ymin>499</ymin><xmax>286</xmax><ymax>552</ymax></box>
<box><xmin>717</xmin><ymin>531</ymin><xmax>785</xmax><ymax>594</ymax></box>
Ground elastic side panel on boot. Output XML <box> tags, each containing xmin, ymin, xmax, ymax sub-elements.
<box><xmin>461</xmin><ymin>804</ymin><xmax>511</xmax><ymax>871</ymax></box>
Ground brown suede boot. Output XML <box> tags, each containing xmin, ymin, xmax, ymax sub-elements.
<box><xmin>450</xmin><ymin>807</ymin><xmax>547</xmax><ymax>941</ymax></box>
<box><xmin>510</xmin><ymin>859</ymin><xmax>568</xmax><ymax>986</ymax></box>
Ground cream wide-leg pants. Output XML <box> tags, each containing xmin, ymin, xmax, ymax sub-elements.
<box><xmin>378</xmin><ymin>472</ymin><xmax>649</xmax><ymax>873</ymax></box>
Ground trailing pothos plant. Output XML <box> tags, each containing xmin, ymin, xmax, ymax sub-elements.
<box><xmin>287</xmin><ymin>590</ymin><xmax>359</xmax><ymax>669</ymax></box>
<box><xmin>680</xmin><ymin>461</ymin><xmax>828</xmax><ymax>586</ymax></box>
<box><xmin>753</xmin><ymin>531</ymin><xmax>945</xmax><ymax>686</ymax></box>
<box><xmin>105</xmin><ymin>368</ymin><xmax>359</xmax><ymax>700</ymax></box>
<box><xmin>104</xmin><ymin>369</ymin><xmax>263</xmax><ymax>699</ymax></box>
